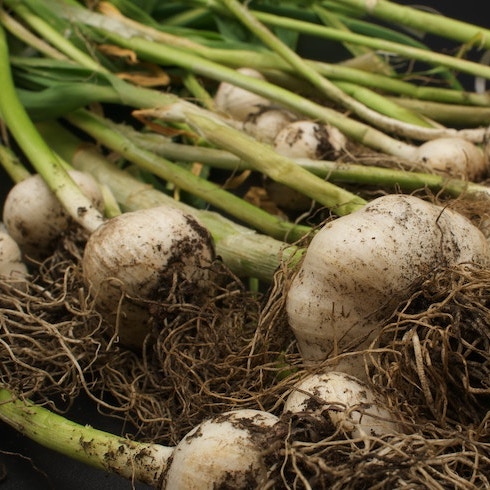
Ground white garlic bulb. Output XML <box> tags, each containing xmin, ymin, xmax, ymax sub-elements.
<box><xmin>286</xmin><ymin>194</ymin><xmax>489</xmax><ymax>377</ymax></box>
<box><xmin>2</xmin><ymin>171</ymin><xmax>103</xmax><ymax>259</ymax></box>
<box><xmin>414</xmin><ymin>137</ymin><xmax>487</xmax><ymax>181</ymax></box>
<box><xmin>0</xmin><ymin>227</ymin><xmax>28</xmax><ymax>289</ymax></box>
<box><xmin>213</xmin><ymin>67</ymin><xmax>271</xmax><ymax>121</ymax></box>
<box><xmin>283</xmin><ymin>371</ymin><xmax>399</xmax><ymax>445</ymax></box>
<box><xmin>273</xmin><ymin>120</ymin><xmax>347</xmax><ymax>160</ymax></box>
<box><xmin>82</xmin><ymin>206</ymin><xmax>215</xmax><ymax>349</ymax></box>
<box><xmin>242</xmin><ymin>108</ymin><xmax>297</xmax><ymax>144</ymax></box>
<box><xmin>162</xmin><ymin>409</ymin><xmax>278</xmax><ymax>489</ymax></box>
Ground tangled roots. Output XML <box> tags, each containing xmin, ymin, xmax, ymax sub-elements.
<box><xmin>266</xmin><ymin>416</ymin><xmax>490</xmax><ymax>489</ymax></box>
<box><xmin>370</xmin><ymin>263</ymin><xmax>490</xmax><ymax>428</ymax></box>
<box><xmin>0</xmin><ymin>236</ymin><xmax>109</xmax><ymax>409</ymax></box>
<box><xmin>2</xmin><ymin>235</ymin><xmax>490</xmax><ymax>488</ymax></box>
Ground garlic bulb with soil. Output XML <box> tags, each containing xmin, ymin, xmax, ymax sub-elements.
<box><xmin>286</xmin><ymin>194</ymin><xmax>489</xmax><ymax>378</ymax></box>
<box><xmin>213</xmin><ymin>67</ymin><xmax>271</xmax><ymax>121</ymax></box>
<box><xmin>283</xmin><ymin>371</ymin><xmax>399</xmax><ymax>446</ymax></box>
<box><xmin>273</xmin><ymin>120</ymin><xmax>347</xmax><ymax>160</ymax></box>
<box><xmin>0</xmin><ymin>226</ymin><xmax>28</xmax><ymax>288</ymax></box>
<box><xmin>414</xmin><ymin>137</ymin><xmax>487</xmax><ymax>181</ymax></box>
<box><xmin>162</xmin><ymin>409</ymin><xmax>279</xmax><ymax>490</ymax></box>
<box><xmin>266</xmin><ymin>120</ymin><xmax>347</xmax><ymax>212</ymax></box>
<box><xmin>242</xmin><ymin>107</ymin><xmax>297</xmax><ymax>144</ymax></box>
<box><xmin>2</xmin><ymin>170</ymin><xmax>103</xmax><ymax>259</ymax></box>
<box><xmin>82</xmin><ymin>205</ymin><xmax>215</xmax><ymax>349</ymax></box>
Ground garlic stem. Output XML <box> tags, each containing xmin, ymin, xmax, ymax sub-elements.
<box><xmin>149</xmin><ymin>102</ymin><xmax>367</xmax><ymax>216</ymax></box>
<box><xmin>251</xmin><ymin>9</ymin><xmax>490</xmax><ymax>80</ymax></box>
<box><xmin>0</xmin><ymin>388</ymin><xmax>172</xmax><ymax>487</ymax></box>
<box><xmin>0</xmin><ymin>24</ymin><xmax>104</xmax><ymax>234</ymax></box>
<box><xmin>0</xmin><ymin>7</ymin><xmax>67</xmax><ymax>60</ymax></box>
<box><xmin>4</xmin><ymin>0</ymin><xmax>104</xmax><ymax>73</ymax></box>
<box><xmin>38</xmin><ymin>125</ymin><xmax>302</xmax><ymax>282</ymax></box>
<box><xmin>60</xmin><ymin>109</ymin><xmax>311</xmax><ymax>243</ymax></box>
<box><xmin>0</xmin><ymin>144</ymin><xmax>31</xmax><ymax>183</ymax></box>
<box><xmin>219</xmin><ymin>0</ymin><xmax>455</xmax><ymax>140</ymax></box>
<box><xmin>31</xmin><ymin>0</ymin><xmax>490</xmax><ymax>109</ymax></box>
<box><xmin>99</xmin><ymin>122</ymin><xmax>490</xmax><ymax>199</ymax></box>
<box><xmin>385</xmin><ymin>97</ymin><xmax>490</xmax><ymax>127</ymax></box>
<box><xmin>332</xmin><ymin>0</ymin><xmax>490</xmax><ymax>49</ymax></box>
<box><xmin>57</xmin><ymin>19</ymin><xmax>417</xmax><ymax>159</ymax></box>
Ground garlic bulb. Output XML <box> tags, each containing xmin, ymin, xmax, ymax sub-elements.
<box><xmin>0</xmin><ymin>227</ymin><xmax>28</xmax><ymax>288</ymax></box>
<box><xmin>162</xmin><ymin>409</ymin><xmax>278</xmax><ymax>489</ymax></box>
<box><xmin>286</xmin><ymin>194</ymin><xmax>489</xmax><ymax>377</ymax></box>
<box><xmin>273</xmin><ymin>120</ymin><xmax>347</xmax><ymax>160</ymax></box>
<box><xmin>82</xmin><ymin>206</ymin><xmax>215</xmax><ymax>349</ymax></box>
<box><xmin>2</xmin><ymin>171</ymin><xmax>103</xmax><ymax>259</ymax></box>
<box><xmin>414</xmin><ymin>137</ymin><xmax>487</xmax><ymax>181</ymax></box>
<box><xmin>484</xmin><ymin>137</ymin><xmax>490</xmax><ymax>170</ymax></box>
<box><xmin>284</xmin><ymin>371</ymin><xmax>399</xmax><ymax>445</ymax></box>
<box><xmin>213</xmin><ymin>67</ymin><xmax>271</xmax><ymax>121</ymax></box>
<box><xmin>242</xmin><ymin>108</ymin><xmax>297</xmax><ymax>144</ymax></box>
<box><xmin>267</xmin><ymin>120</ymin><xmax>347</xmax><ymax>212</ymax></box>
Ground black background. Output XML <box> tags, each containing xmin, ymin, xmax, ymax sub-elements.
<box><xmin>1</xmin><ymin>2</ymin><xmax>488</xmax><ymax>489</ymax></box>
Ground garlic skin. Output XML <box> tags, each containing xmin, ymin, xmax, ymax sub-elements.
<box><xmin>414</xmin><ymin>137</ymin><xmax>487</xmax><ymax>181</ymax></box>
<box><xmin>82</xmin><ymin>206</ymin><xmax>215</xmax><ymax>349</ymax></box>
<box><xmin>2</xmin><ymin>171</ymin><xmax>103</xmax><ymax>259</ymax></box>
<box><xmin>286</xmin><ymin>194</ymin><xmax>489</xmax><ymax>376</ymax></box>
<box><xmin>162</xmin><ymin>409</ymin><xmax>278</xmax><ymax>490</ymax></box>
<box><xmin>0</xmin><ymin>227</ymin><xmax>28</xmax><ymax>288</ymax></box>
<box><xmin>273</xmin><ymin>120</ymin><xmax>347</xmax><ymax>160</ymax></box>
<box><xmin>213</xmin><ymin>67</ymin><xmax>271</xmax><ymax>121</ymax></box>
<box><xmin>284</xmin><ymin>371</ymin><xmax>399</xmax><ymax>444</ymax></box>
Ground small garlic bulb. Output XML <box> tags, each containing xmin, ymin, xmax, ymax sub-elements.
<box><xmin>213</xmin><ymin>67</ymin><xmax>271</xmax><ymax>121</ymax></box>
<box><xmin>82</xmin><ymin>206</ymin><xmax>215</xmax><ymax>349</ymax></box>
<box><xmin>2</xmin><ymin>171</ymin><xmax>103</xmax><ymax>259</ymax></box>
<box><xmin>0</xmin><ymin>227</ymin><xmax>28</xmax><ymax>289</ymax></box>
<box><xmin>242</xmin><ymin>108</ymin><xmax>297</xmax><ymax>144</ymax></box>
<box><xmin>414</xmin><ymin>137</ymin><xmax>487</xmax><ymax>181</ymax></box>
<box><xmin>273</xmin><ymin>120</ymin><xmax>347</xmax><ymax>160</ymax></box>
<box><xmin>266</xmin><ymin>120</ymin><xmax>347</xmax><ymax>212</ymax></box>
<box><xmin>283</xmin><ymin>371</ymin><xmax>399</xmax><ymax>445</ymax></box>
<box><xmin>162</xmin><ymin>409</ymin><xmax>279</xmax><ymax>489</ymax></box>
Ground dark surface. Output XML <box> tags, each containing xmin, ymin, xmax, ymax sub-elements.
<box><xmin>1</xmin><ymin>2</ymin><xmax>488</xmax><ymax>489</ymax></box>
